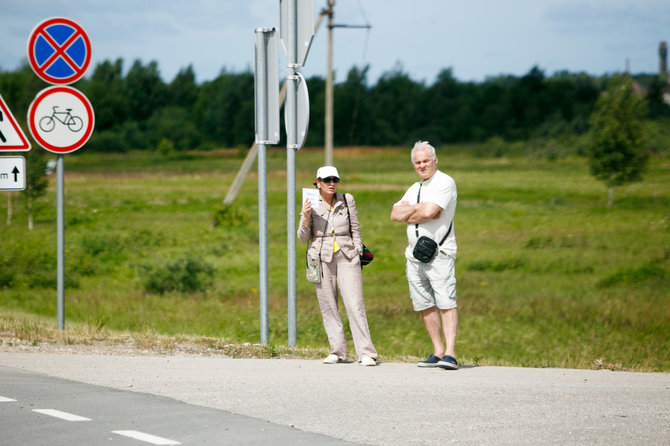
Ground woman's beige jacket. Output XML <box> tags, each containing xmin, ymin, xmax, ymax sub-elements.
<box><xmin>298</xmin><ymin>192</ymin><xmax>363</xmax><ymax>263</ymax></box>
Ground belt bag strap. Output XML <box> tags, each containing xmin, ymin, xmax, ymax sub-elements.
<box><xmin>415</xmin><ymin>182</ymin><xmax>452</xmax><ymax>246</ymax></box>
<box><xmin>343</xmin><ymin>193</ymin><xmax>353</xmax><ymax>238</ymax></box>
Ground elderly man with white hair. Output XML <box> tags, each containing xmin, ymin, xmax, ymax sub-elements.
<box><xmin>390</xmin><ymin>141</ymin><xmax>459</xmax><ymax>370</ymax></box>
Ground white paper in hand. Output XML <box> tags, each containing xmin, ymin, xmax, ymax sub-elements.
<box><xmin>302</xmin><ymin>188</ymin><xmax>320</xmax><ymax>206</ymax></box>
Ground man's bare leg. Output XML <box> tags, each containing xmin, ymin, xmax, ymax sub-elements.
<box><xmin>422</xmin><ymin>307</ymin><xmax>445</xmax><ymax>357</ymax></box>
<box><xmin>441</xmin><ymin>308</ymin><xmax>458</xmax><ymax>358</ymax></box>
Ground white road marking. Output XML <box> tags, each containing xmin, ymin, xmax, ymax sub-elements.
<box><xmin>32</xmin><ymin>409</ymin><xmax>91</xmax><ymax>421</ymax></box>
<box><xmin>0</xmin><ymin>396</ymin><xmax>17</xmax><ymax>402</ymax></box>
<box><xmin>112</xmin><ymin>430</ymin><xmax>181</xmax><ymax>445</ymax></box>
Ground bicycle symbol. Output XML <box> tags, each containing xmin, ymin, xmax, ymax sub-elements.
<box><xmin>39</xmin><ymin>106</ymin><xmax>83</xmax><ymax>133</ymax></box>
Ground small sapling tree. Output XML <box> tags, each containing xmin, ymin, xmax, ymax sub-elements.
<box><xmin>587</xmin><ymin>75</ymin><xmax>649</xmax><ymax>208</ymax></box>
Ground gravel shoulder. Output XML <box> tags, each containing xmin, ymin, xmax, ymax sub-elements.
<box><xmin>1</xmin><ymin>345</ymin><xmax>669</xmax><ymax>445</ymax></box>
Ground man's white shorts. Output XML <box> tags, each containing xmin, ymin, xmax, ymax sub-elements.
<box><xmin>406</xmin><ymin>252</ymin><xmax>457</xmax><ymax>311</ymax></box>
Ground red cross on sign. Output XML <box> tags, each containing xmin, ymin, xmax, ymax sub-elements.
<box><xmin>27</xmin><ymin>17</ymin><xmax>92</xmax><ymax>85</ymax></box>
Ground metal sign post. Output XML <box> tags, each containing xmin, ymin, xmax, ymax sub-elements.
<box><xmin>56</xmin><ymin>155</ymin><xmax>65</xmax><ymax>329</ymax></box>
<box><xmin>254</xmin><ymin>28</ymin><xmax>279</xmax><ymax>345</ymax></box>
<box><xmin>26</xmin><ymin>17</ymin><xmax>94</xmax><ymax>330</ymax></box>
<box><xmin>280</xmin><ymin>0</ymin><xmax>314</xmax><ymax>347</ymax></box>
<box><xmin>286</xmin><ymin>0</ymin><xmax>298</xmax><ymax>347</ymax></box>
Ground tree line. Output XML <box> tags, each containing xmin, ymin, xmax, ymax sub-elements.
<box><xmin>1</xmin><ymin>59</ymin><xmax>669</xmax><ymax>153</ymax></box>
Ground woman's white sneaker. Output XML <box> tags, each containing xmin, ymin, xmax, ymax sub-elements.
<box><xmin>323</xmin><ymin>354</ymin><xmax>341</xmax><ymax>364</ymax></box>
<box><xmin>360</xmin><ymin>356</ymin><xmax>377</xmax><ymax>366</ymax></box>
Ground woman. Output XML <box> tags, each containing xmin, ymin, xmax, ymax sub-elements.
<box><xmin>298</xmin><ymin>166</ymin><xmax>378</xmax><ymax>366</ymax></box>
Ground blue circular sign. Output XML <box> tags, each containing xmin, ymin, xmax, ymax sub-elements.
<box><xmin>27</xmin><ymin>17</ymin><xmax>91</xmax><ymax>85</ymax></box>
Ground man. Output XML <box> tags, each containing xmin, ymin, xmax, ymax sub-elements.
<box><xmin>390</xmin><ymin>141</ymin><xmax>459</xmax><ymax>370</ymax></box>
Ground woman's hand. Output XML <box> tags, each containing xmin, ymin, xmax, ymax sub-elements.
<box><xmin>300</xmin><ymin>200</ymin><xmax>312</xmax><ymax>227</ymax></box>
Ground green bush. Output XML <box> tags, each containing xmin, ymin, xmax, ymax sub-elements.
<box><xmin>156</xmin><ymin>138</ymin><xmax>176</xmax><ymax>155</ymax></box>
<box><xmin>80</xmin><ymin>234</ymin><xmax>124</xmax><ymax>256</ymax></box>
<box><xmin>139</xmin><ymin>257</ymin><xmax>216</xmax><ymax>295</ymax></box>
<box><xmin>0</xmin><ymin>237</ymin><xmax>59</xmax><ymax>289</ymax></box>
<box><xmin>598</xmin><ymin>264</ymin><xmax>668</xmax><ymax>288</ymax></box>
<box><xmin>212</xmin><ymin>204</ymin><xmax>250</xmax><ymax>228</ymax></box>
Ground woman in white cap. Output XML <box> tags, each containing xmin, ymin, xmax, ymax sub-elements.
<box><xmin>298</xmin><ymin>166</ymin><xmax>378</xmax><ymax>366</ymax></box>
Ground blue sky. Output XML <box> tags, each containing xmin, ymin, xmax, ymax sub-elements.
<box><xmin>2</xmin><ymin>0</ymin><xmax>669</xmax><ymax>84</ymax></box>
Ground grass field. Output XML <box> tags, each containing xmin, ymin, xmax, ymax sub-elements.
<box><xmin>1</xmin><ymin>145</ymin><xmax>669</xmax><ymax>371</ymax></box>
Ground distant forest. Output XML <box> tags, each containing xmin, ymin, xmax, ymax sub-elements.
<box><xmin>1</xmin><ymin>59</ymin><xmax>669</xmax><ymax>152</ymax></box>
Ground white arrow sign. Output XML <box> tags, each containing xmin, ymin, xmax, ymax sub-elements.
<box><xmin>0</xmin><ymin>156</ymin><xmax>26</xmax><ymax>190</ymax></box>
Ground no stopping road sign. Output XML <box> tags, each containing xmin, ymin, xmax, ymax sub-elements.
<box><xmin>27</xmin><ymin>17</ymin><xmax>92</xmax><ymax>85</ymax></box>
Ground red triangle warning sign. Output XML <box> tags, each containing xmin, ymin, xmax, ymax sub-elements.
<box><xmin>0</xmin><ymin>94</ymin><xmax>31</xmax><ymax>152</ymax></box>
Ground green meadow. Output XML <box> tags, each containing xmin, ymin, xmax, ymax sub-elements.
<box><xmin>1</xmin><ymin>145</ymin><xmax>669</xmax><ymax>371</ymax></box>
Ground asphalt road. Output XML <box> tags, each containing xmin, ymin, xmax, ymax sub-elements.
<box><xmin>1</xmin><ymin>353</ymin><xmax>669</xmax><ymax>445</ymax></box>
<box><xmin>0</xmin><ymin>365</ymin><xmax>357</xmax><ymax>445</ymax></box>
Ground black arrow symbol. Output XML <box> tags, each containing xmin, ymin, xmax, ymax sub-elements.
<box><xmin>12</xmin><ymin>166</ymin><xmax>19</xmax><ymax>182</ymax></box>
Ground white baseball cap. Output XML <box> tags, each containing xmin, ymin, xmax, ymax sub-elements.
<box><xmin>316</xmin><ymin>166</ymin><xmax>339</xmax><ymax>179</ymax></box>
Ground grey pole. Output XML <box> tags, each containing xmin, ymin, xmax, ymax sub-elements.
<box><xmin>56</xmin><ymin>154</ymin><xmax>65</xmax><ymax>330</ymax></box>
<box><xmin>254</xmin><ymin>29</ymin><xmax>270</xmax><ymax>345</ymax></box>
<box><xmin>258</xmin><ymin>139</ymin><xmax>268</xmax><ymax>345</ymax></box>
<box><xmin>325</xmin><ymin>0</ymin><xmax>334</xmax><ymax>166</ymax></box>
<box><xmin>286</xmin><ymin>0</ymin><xmax>298</xmax><ymax>347</ymax></box>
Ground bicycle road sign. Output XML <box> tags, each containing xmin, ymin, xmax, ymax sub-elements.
<box><xmin>27</xmin><ymin>17</ymin><xmax>91</xmax><ymax>85</ymax></box>
<box><xmin>28</xmin><ymin>86</ymin><xmax>94</xmax><ymax>154</ymax></box>
<box><xmin>0</xmin><ymin>94</ymin><xmax>31</xmax><ymax>152</ymax></box>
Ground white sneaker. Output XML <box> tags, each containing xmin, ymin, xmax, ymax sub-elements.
<box><xmin>360</xmin><ymin>356</ymin><xmax>377</xmax><ymax>366</ymax></box>
<box><xmin>323</xmin><ymin>354</ymin><xmax>341</xmax><ymax>364</ymax></box>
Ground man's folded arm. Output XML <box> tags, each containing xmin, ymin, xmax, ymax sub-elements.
<box><xmin>391</xmin><ymin>202</ymin><xmax>442</xmax><ymax>224</ymax></box>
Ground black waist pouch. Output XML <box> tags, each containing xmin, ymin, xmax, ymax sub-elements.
<box><xmin>413</xmin><ymin>236</ymin><xmax>438</xmax><ymax>263</ymax></box>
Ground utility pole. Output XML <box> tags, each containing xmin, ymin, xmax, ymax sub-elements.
<box><xmin>322</xmin><ymin>0</ymin><xmax>370</xmax><ymax>166</ymax></box>
<box><xmin>324</xmin><ymin>0</ymin><xmax>334</xmax><ymax>166</ymax></box>
<box><xmin>659</xmin><ymin>42</ymin><xmax>667</xmax><ymax>78</ymax></box>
